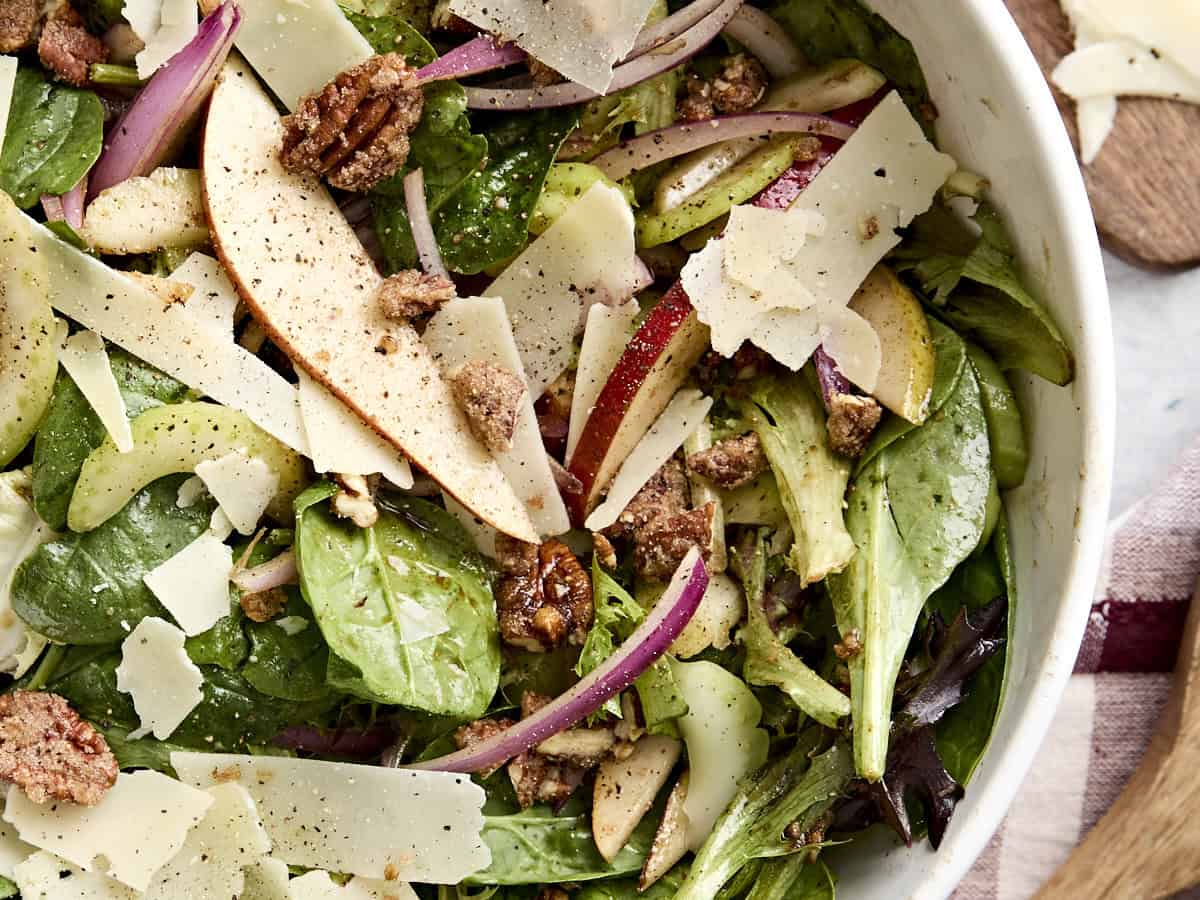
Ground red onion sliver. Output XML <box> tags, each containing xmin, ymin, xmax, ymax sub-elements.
<box><xmin>813</xmin><ymin>345</ymin><xmax>853</xmax><ymax>406</ymax></box>
<box><xmin>414</xmin><ymin>35</ymin><xmax>527</xmax><ymax>85</ymax></box>
<box><xmin>591</xmin><ymin>111</ymin><xmax>855</xmax><ymax>180</ymax></box>
<box><xmin>88</xmin><ymin>0</ymin><xmax>241</xmax><ymax>200</ymax></box>
<box><xmin>232</xmin><ymin>548</ymin><xmax>298</xmax><ymax>593</ymax></box>
<box><xmin>410</xmin><ymin>548</ymin><xmax>709</xmax><ymax>773</ymax></box>
<box><xmin>627</xmin><ymin>0</ymin><xmax>729</xmax><ymax>59</ymax></box>
<box><xmin>465</xmin><ymin>0</ymin><xmax>744</xmax><ymax>111</ymax></box>
<box><xmin>403</xmin><ymin>168</ymin><xmax>449</xmax><ymax>279</ymax></box>
<box><xmin>60</xmin><ymin>177</ymin><xmax>87</xmax><ymax>231</ymax></box>
<box><xmin>722</xmin><ymin>5</ymin><xmax>806</xmax><ymax>78</ymax></box>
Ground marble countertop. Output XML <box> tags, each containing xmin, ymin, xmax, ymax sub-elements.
<box><xmin>1106</xmin><ymin>252</ymin><xmax>1200</xmax><ymax>518</ymax></box>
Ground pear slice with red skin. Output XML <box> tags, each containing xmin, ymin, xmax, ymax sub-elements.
<box><xmin>201</xmin><ymin>58</ymin><xmax>536</xmax><ymax>542</ymax></box>
<box><xmin>565</xmin><ymin>284</ymin><xmax>709</xmax><ymax>524</ymax></box>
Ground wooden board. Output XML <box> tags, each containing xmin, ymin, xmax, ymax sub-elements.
<box><xmin>1006</xmin><ymin>0</ymin><xmax>1200</xmax><ymax>269</ymax></box>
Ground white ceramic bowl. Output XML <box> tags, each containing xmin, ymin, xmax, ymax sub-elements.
<box><xmin>825</xmin><ymin>1</ymin><xmax>1116</xmax><ymax>897</ymax></box>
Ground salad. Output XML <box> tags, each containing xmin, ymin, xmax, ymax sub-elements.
<box><xmin>0</xmin><ymin>0</ymin><xmax>1075</xmax><ymax>897</ymax></box>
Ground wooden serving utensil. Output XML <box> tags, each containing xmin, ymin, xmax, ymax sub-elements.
<box><xmin>1005</xmin><ymin>0</ymin><xmax>1200</xmax><ymax>269</ymax></box>
<box><xmin>1034</xmin><ymin>576</ymin><xmax>1200</xmax><ymax>899</ymax></box>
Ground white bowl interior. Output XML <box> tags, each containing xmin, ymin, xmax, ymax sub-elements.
<box><xmin>825</xmin><ymin>1</ymin><xmax>1115</xmax><ymax>897</ymax></box>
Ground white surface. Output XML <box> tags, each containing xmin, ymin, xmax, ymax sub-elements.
<box><xmin>831</xmin><ymin>1</ymin><xmax>1115</xmax><ymax>898</ymax></box>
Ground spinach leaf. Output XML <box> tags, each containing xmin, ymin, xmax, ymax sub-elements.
<box><xmin>12</xmin><ymin>475</ymin><xmax>216</xmax><ymax>644</ymax></box>
<box><xmin>32</xmin><ymin>347</ymin><xmax>190</xmax><ymax>530</ymax></box>
<box><xmin>184</xmin><ymin>602</ymin><xmax>249</xmax><ymax>670</ymax></box>
<box><xmin>466</xmin><ymin>805</ymin><xmax>657</xmax><ymax>885</ymax></box>
<box><xmin>892</xmin><ymin>203</ymin><xmax>1074</xmax><ymax>384</ymax></box>
<box><xmin>295</xmin><ymin>485</ymin><xmax>500</xmax><ymax>719</ymax></box>
<box><xmin>0</xmin><ymin>67</ymin><xmax>104</xmax><ymax>208</ymax></box>
<box><xmin>340</xmin><ymin>0</ymin><xmax>433</xmax><ymax>30</ymax></box>
<box><xmin>965</xmin><ymin>343</ymin><xmax>1028</xmax><ymax>489</ymax></box>
<box><xmin>343</xmin><ymin>9</ymin><xmax>436</xmax><ymax>61</ymax></box>
<box><xmin>80</xmin><ymin>0</ymin><xmax>126</xmax><ymax>30</ymax></box>
<box><xmin>576</xmin><ymin>866</ymin><xmax>688</xmax><ymax>899</ymax></box>
<box><xmin>241</xmin><ymin>589</ymin><xmax>332</xmax><ymax>702</ymax></box>
<box><xmin>828</xmin><ymin>323</ymin><xmax>992</xmax><ymax>781</ymax></box>
<box><xmin>769</xmin><ymin>0</ymin><xmax>930</xmax><ymax>125</ymax></box>
<box><xmin>99</xmin><ymin>726</ymin><xmax>191</xmax><ymax>774</ymax></box>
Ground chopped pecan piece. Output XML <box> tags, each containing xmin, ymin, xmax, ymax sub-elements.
<box><xmin>711</xmin><ymin>53</ymin><xmax>768</xmax><ymax>114</ymax></box>
<box><xmin>592</xmin><ymin>532</ymin><xmax>617</xmax><ymax>569</ymax></box>
<box><xmin>240</xmin><ymin>587</ymin><xmax>289</xmax><ymax>623</ymax></box>
<box><xmin>687</xmin><ymin>432</ymin><xmax>768</xmax><ymax>489</ymax></box>
<box><xmin>453</xmin><ymin>717</ymin><xmax>516</xmax><ymax>778</ymax></box>
<box><xmin>507</xmin><ymin>692</ymin><xmax>606</xmax><ymax>810</ymax></box>
<box><xmin>451</xmin><ymin>360</ymin><xmax>526</xmax><ymax>453</ymax></box>
<box><xmin>678</xmin><ymin>73</ymin><xmax>716</xmax><ymax>123</ymax></box>
<box><xmin>377</xmin><ymin>270</ymin><xmax>456</xmax><ymax>321</ymax></box>
<box><xmin>281</xmin><ymin>53</ymin><xmax>424</xmax><ymax>192</ymax></box>
<box><xmin>606</xmin><ymin>457</ymin><xmax>690</xmax><ymax>540</ymax></box>
<box><xmin>633</xmin><ymin>501</ymin><xmax>715</xmax><ymax>581</ymax></box>
<box><xmin>331</xmin><ymin>473</ymin><xmax>379</xmax><ymax>528</ymax></box>
<box><xmin>495</xmin><ymin>537</ymin><xmax>594</xmax><ymax>652</ymax></box>
<box><xmin>0</xmin><ymin>0</ymin><xmax>40</xmax><ymax>53</ymax></box>
<box><xmin>0</xmin><ymin>691</ymin><xmax>118</xmax><ymax>806</ymax></box>
<box><xmin>826</xmin><ymin>393</ymin><xmax>883</xmax><ymax>458</ymax></box>
<box><xmin>38</xmin><ymin>1</ymin><xmax>108</xmax><ymax>87</ymax></box>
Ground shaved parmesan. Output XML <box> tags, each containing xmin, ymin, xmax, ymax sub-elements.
<box><xmin>585</xmin><ymin>388</ymin><xmax>713</xmax><ymax>531</ymax></box>
<box><xmin>177</xmin><ymin>476</ymin><xmax>206</xmax><ymax>508</ymax></box>
<box><xmin>1076</xmin><ymin>95</ymin><xmax>1118</xmax><ymax>164</ymax></box>
<box><xmin>424</xmin><ymin>296</ymin><xmax>571</xmax><ymax>537</ymax></box>
<box><xmin>115</xmin><ymin>616</ymin><xmax>204</xmax><ymax>739</ymax></box>
<box><xmin>0</xmin><ymin>815</ymin><xmax>32</xmax><ymax>880</ymax></box>
<box><xmin>232</xmin><ymin>0</ymin><xmax>372</xmax><ymax>110</ymax></box>
<box><xmin>81</xmin><ymin>168</ymin><xmax>208</xmax><ymax>255</ymax></box>
<box><xmin>13</xmin><ymin>852</ymin><xmax>137</xmax><ymax>899</ymax></box>
<box><xmin>487</xmin><ymin>183</ymin><xmax>645</xmax><ymax>399</ymax></box>
<box><xmin>242</xmin><ymin>859</ymin><xmax>292</xmax><ymax>900</ymax></box>
<box><xmin>124</xmin><ymin>0</ymin><xmax>199</xmax><ymax>78</ymax></box>
<box><xmin>195</xmin><ymin>451</ymin><xmax>279</xmax><ymax>535</ymax></box>
<box><xmin>296</xmin><ymin>371</ymin><xmax>414</xmax><ymax>490</ymax></box>
<box><xmin>170</xmin><ymin>752</ymin><xmax>490</xmax><ymax>883</ymax></box>
<box><xmin>169</xmin><ymin>253</ymin><xmax>239</xmax><ymax>340</ymax></box>
<box><xmin>819</xmin><ymin>306</ymin><xmax>881</xmax><ymax>394</ymax></box>
<box><xmin>288</xmin><ymin>872</ymin><xmax>420</xmax><ymax>900</ymax></box>
<box><xmin>144</xmin><ymin>783</ymin><xmax>271</xmax><ymax>900</ymax></box>
<box><xmin>1060</xmin><ymin>0</ymin><xmax>1200</xmax><ymax>81</ymax></box>
<box><xmin>3</xmin><ymin>772</ymin><xmax>213</xmax><ymax>891</ymax></box>
<box><xmin>208</xmin><ymin>507</ymin><xmax>235</xmax><ymax>541</ymax></box>
<box><xmin>448</xmin><ymin>0</ymin><xmax>656</xmax><ymax>93</ymax></box>
<box><xmin>0</xmin><ymin>56</ymin><xmax>16</xmax><ymax>152</ymax></box>
<box><xmin>18</xmin><ymin>215</ymin><xmax>309</xmax><ymax>454</ymax></box>
<box><xmin>723</xmin><ymin>205</ymin><xmax>824</xmax><ymax>298</ymax></box>
<box><xmin>0</xmin><ymin>471</ymin><xmax>54</xmax><ymax>676</ymax></box>
<box><xmin>1053</xmin><ymin>38</ymin><xmax>1200</xmax><ymax>103</ymax></box>
<box><xmin>566</xmin><ymin>302</ymin><xmax>639</xmax><ymax>464</ymax></box>
<box><xmin>57</xmin><ymin>331</ymin><xmax>132</xmax><ymax>453</ymax></box>
<box><xmin>143</xmin><ymin>532</ymin><xmax>234</xmax><ymax>635</ymax></box>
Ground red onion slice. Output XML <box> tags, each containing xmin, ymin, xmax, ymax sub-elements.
<box><xmin>627</xmin><ymin>0</ymin><xmax>729</xmax><ymax>59</ymax></box>
<box><xmin>403</xmin><ymin>168</ymin><xmax>449</xmax><ymax>279</ymax></box>
<box><xmin>41</xmin><ymin>176</ymin><xmax>87</xmax><ymax>231</ymax></box>
<box><xmin>410</xmin><ymin>548</ymin><xmax>709</xmax><ymax>773</ymax></box>
<box><xmin>591</xmin><ymin>112</ymin><xmax>855</xmax><ymax>181</ymax></box>
<box><xmin>88</xmin><ymin>0</ymin><xmax>241</xmax><ymax>199</ymax></box>
<box><xmin>232</xmin><ymin>548</ymin><xmax>298</xmax><ymax>593</ymax></box>
<box><xmin>414</xmin><ymin>35</ymin><xmax>527</xmax><ymax>85</ymax></box>
<box><xmin>722</xmin><ymin>5</ymin><xmax>805</xmax><ymax>78</ymax></box>
<box><xmin>465</xmin><ymin>0</ymin><xmax>744</xmax><ymax>111</ymax></box>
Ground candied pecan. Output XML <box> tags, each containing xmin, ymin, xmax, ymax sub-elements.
<box><xmin>527</xmin><ymin>58</ymin><xmax>562</xmax><ymax>87</ymax></box>
<box><xmin>711</xmin><ymin>54</ymin><xmax>768</xmax><ymax>114</ymax></box>
<box><xmin>826</xmin><ymin>393</ymin><xmax>883</xmax><ymax>458</ymax></box>
<box><xmin>453</xmin><ymin>717</ymin><xmax>516</xmax><ymax>777</ymax></box>
<box><xmin>331</xmin><ymin>473</ymin><xmax>379</xmax><ymax>528</ymax></box>
<box><xmin>240</xmin><ymin>587</ymin><xmax>289</xmax><ymax>623</ymax></box>
<box><xmin>38</xmin><ymin>1</ymin><xmax>108</xmax><ymax>87</ymax></box>
<box><xmin>281</xmin><ymin>53</ymin><xmax>424</xmax><ymax>192</ymax></box>
<box><xmin>377</xmin><ymin>270</ymin><xmax>456</xmax><ymax>322</ymax></box>
<box><xmin>633</xmin><ymin>501</ymin><xmax>715</xmax><ymax>581</ymax></box>
<box><xmin>495</xmin><ymin>537</ymin><xmax>594</xmax><ymax>652</ymax></box>
<box><xmin>678</xmin><ymin>73</ymin><xmax>716</xmax><ymax>123</ymax></box>
<box><xmin>507</xmin><ymin>692</ymin><xmax>603</xmax><ymax>809</ymax></box>
<box><xmin>606</xmin><ymin>457</ymin><xmax>690</xmax><ymax>540</ymax></box>
<box><xmin>687</xmin><ymin>432</ymin><xmax>768</xmax><ymax>490</ymax></box>
<box><xmin>592</xmin><ymin>532</ymin><xmax>617</xmax><ymax>569</ymax></box>
<box><xmin>0</xmin><ymin>691</ymin><xmax>117</xmax><ymax>806</ymax></box>
<box><xmin>451</xmin><ymin>360</ymin><xmax>526</xmax><ymax>453</ymax></box>
<box><xmin>0</xmin><ymin>0</ymin><xmax>40</xmax><ymax>53</ymax></box>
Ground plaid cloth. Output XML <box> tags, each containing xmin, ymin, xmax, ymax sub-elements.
<box><xmin>955</xmin><ymin>437</ymin><xmax>1200</xmax><ymax>899</ymax></box>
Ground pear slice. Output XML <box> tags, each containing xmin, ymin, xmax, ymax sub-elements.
<box><xmin>848</xmin><ymin>265</ymin><xmax>936</xmax><ymax>424</ymax></box>
<box><xmin>201</xmin><ymin>57</ymin><xmax>536</xmax><ymax>542</ymax></box>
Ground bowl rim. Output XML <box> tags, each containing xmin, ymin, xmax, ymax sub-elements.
<box><xmin>911</xmin><ymin>0</ymin><xmax>1116</xmax><ymax>896</ymax></box>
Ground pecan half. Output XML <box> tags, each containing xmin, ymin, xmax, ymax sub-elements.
<box><xmin>826</xmin><ymin>393</ymin><xmax>883</xmax><ymax>458</ymax></box>
<box><xmin>687</xmin><ymin>432</ymin><xmax>768</xmax><ymax>489</ymax></box>
<box><xmin>605</xmin><ymin>457</ymin><xmax>690</xmax><ymax>541</ymax></box>
<box><xmin>678</xmin><ymin>73</ymin><xmax>716</xmax><ymax>123</ymax></box>
<box><xmin>378</xmin><ymin>270</ymin><xmax>456</xmax><ymax>322</ymax></box>
<box><xmin>495</xmin><ymin>537</ymin><xmax>594</xmax><ymax>652</ymax></box>
<box><xmin>281</xmin><ymin>53</ymin><xmax>424</xmax><ymax>193</ymax></box>
<box><xmin>0</xmin><ymin>0</ymin><xmax>40</xmax><ymax>53</ymax></box>
<box><xmin>634</xmin><ymin>501</ymin><xmax>716</xmax><ymax>581</ymax></box>
<box><xmin>451</xmin><ymin>360</ymin><xmax>526</xmax><ymax>453</ymax></box>
<box><xmin>38</xmin><ymin>1</ymin><xmax>108</xmax><ymax>87</ymax></box>
<box><xmin>0</xmin><ymin>691</ymin><xmax>118</xmax><ymax>806</ymax></box>
<box><xmin>711</xmin><ymin>54</ymin><xmax>768</xmax><ymax>114</ymax></box>
<box><xmin>240</xmin><ymin>587</ymin><xmax>289</xmax><ymax>623</ymax></box>
<box><xmin>507</xmin><ymin>692</ymin><xmax>609</xmax><ymax>809</ymax></box>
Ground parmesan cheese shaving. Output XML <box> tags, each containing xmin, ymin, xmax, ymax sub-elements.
<box><xmin>296</xmin><ymin>370</ymin><xmax>414</xmax><ymax>490</ymax></box>
<box><xmin>81</xmin><ymin>168</ymin><xmax>208</xmax><ymax>255</ymax></box>
<box><xmin>169</xmin><ymin>253</ymin><xmax>240</xmax><ymax>340</ymax></box>
<box><xmin>241</xmin><ymin>859</ymin><xmax>292</xmax><ymax>900</ymax></box>
<box><xmin>566</xmin><ymin>301</ymin><xmax>640</xmax><ymax>464</ymax></box>
<box><xmin>423</xmin><ymin>297</ymin><xmax>571</xmax><ymax>538</ymax></box>
<box><xmin>143</xmin><ymin>532</ymin><xmax>234</xmax><ymax>636</ymax></box>
<box><xmin>170</xmin><ymin>752</ymin><xmax>491</xmax><ymax>883</ymax></box>
<box><xmin>287</xmin><ymin>871</ymin><xmax>420</xmax><ymax>899</ymax></box>
<box><xmin>0</xmin><ymin>56</ymin><xmax>17</xmax><ymax>153</ymax></box>
<box><xmin>447</xmin><ymin>0</ymin><xmax>657</xmax><ymax>93</ymax></box>
<box><xmin>585</xmin><ymin>388</ymin><xmax>713</xmax><ymax>531</ymax></box>
<box><xmin>195</xmin><ymin>450</ymin><xmax>279</xmax><ymax>535</ymax></box>
<box><xmin>3</xmin><ymin>772</ymin><xmax>213</xmax><ymax>891</ymax></box>
<box><xmin>1053</xmin><ymin>38</ymin><xmax>1200</xmax><ymax>103</ymax></box>
<box><xmin>1076</xmin><ymin>95</ymin><xmax>1118</xmax><ymax>165</ymax></box>
<box><xmin>57</xmin><ymin>331</ymin><xmax>133</xmax><ymax>453</ymax></box>
<box><xmin>115</xmin><ymin>616</ymin><xmax>205</xmax><ymax>739</ymax></box>
<box><xmin>13</xmin><ymin>851</ymin><xmax>137</xmax><ymax>899</ymax></box>
<box><xmin>0</xmin><ymin>814</ymin><xmax>32</xmax><ymax>881</ymax></box>
<box><xmin>1060</xmin><ymin>0</ymin><xmax>1200</xmax><ymax>81</ymax></box>
<box><xmin>442</xmin><ymin>493</ymin><xmax>498</xmax><ymax>558</ymax></box>
<box><xmin>124</xmin><ymin>0</ymin><xmax>199</xmax><ymax>79</ymax></box>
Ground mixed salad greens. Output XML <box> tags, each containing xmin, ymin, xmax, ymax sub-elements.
<box><xmin>0</xmin><ymin>0</ymin><xmax>1074</xmax><ymax>896</ymax></box>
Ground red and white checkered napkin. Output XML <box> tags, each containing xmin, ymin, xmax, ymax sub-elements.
<box><xmin>955</xmin><ymin>437</ymin><xmax>1200</xmax><ymax>900</ymax></box>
